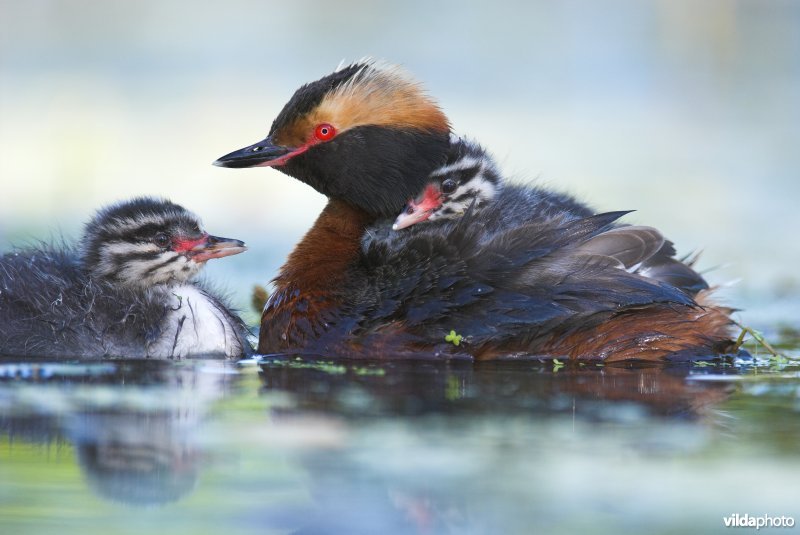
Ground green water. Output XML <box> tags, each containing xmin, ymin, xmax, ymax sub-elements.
<box><xmin>1</xmin><ymin>345</ymin><xmax>799</xmax><ymax>535</ymax></box>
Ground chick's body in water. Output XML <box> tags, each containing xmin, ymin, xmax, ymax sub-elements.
<box><xmin>0</xmin><ymin>197</ymin><xmax>251</xmax><ymax>358</ymax></box>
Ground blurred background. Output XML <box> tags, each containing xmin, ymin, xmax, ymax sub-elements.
<box><xmin>1</xmin><ymin>0</ymin><xmax>798</xmax><ymax>329</ymax></box>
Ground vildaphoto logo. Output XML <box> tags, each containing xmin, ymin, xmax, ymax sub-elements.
<box><xmin>723</xmin><ymin>514</ymin><xmax>795</xmax><ymax>529</ymax></box>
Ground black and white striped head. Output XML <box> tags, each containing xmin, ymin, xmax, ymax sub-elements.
<box><xmin>81</xmin><ymin>197</ymin><xmax>247</xmax><ymax>288</ymax></box>
<box><xmin>393</xmin><ymin>137</ymin><xmax>501</xmax><ymax>230</ymax></box>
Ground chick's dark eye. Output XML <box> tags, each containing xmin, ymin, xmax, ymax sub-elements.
<box><xmin>153</xmin><ymin>233</ymin><xmax>170</xmax><ymax>248</ymax></box>
<box><xmin>441</xmin><ymin>179</ymin><xmax>458</xmax><ymax>194</ymax></box>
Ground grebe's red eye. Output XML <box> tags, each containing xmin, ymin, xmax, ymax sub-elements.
<box><xmin>314</xmin><ymin>123</ymin><xmax>336</xmax><ymax>141</ymax></box>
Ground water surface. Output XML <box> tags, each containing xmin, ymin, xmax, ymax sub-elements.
<box><xmin>1</xmin><ymin>351</ymin><xmax>798</xmax><ymax>534</ymax></box>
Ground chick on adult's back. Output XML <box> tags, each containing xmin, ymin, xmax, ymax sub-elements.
<box><xmin>0</xmin><ymin>198</ymin><xmax>250</xmax><ymax>358</ymax></box>
<box><xmin>215</xmin><ymin>61</ymin><xmax>735</xmax><ymax>361</ymax></box>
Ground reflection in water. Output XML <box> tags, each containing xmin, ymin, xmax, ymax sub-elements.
<box><xmin>0</xmin><ymin>360</ymin><xmax>237</xmax><ymax>506</ymax></box>
<box><xmin>3</xmin><ymin>356</ymin><xmax>796</xmax><ymax>534</ymax></box>
<box><xmin>258</xmin><ymin>358</ymin><xmax>738</xmax><ymax>419</ymax></box>
<box><xmin>72</xmin><ymin>412</ymin><xmax>198</xmax><ymax>505</ymax></box>
<box><xmin>256</xmin><ymin>358</ymin><xmax>742</xmax><ymax>534</ymax></box>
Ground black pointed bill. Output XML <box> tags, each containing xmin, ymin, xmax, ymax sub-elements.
<box><xmin>213</xmin><ymin>136</ymin><xmax>303</xmax><ymax>168</ymax></box>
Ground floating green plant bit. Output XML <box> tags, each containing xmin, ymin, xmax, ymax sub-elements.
<box><xmin>266</xmin><ymin>358</ymin><xmax>347</xmax><ymax>374</ymax></box>
<box><xmin>445</xmin><ymin>330</ymin><xmax>463</xmax><ymax>346</ymax></box>
<box><xmin>552</xmin><ymin>358</ymin><xmax>565</xmax><ymax>372</ymax></box>
<box><xmin>771</xmin><ymin>355</ymin><xmax>790</xmax><ymax>366</ymax></box>
<box><xmin>354</xmin><ymin>367</ymin><xmax>386</xmax><ymax>376</ymax></box>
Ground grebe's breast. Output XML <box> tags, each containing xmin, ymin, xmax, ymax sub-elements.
<box><xmin>147</xmin><ymin>285</ymin><xmax>248</xmax><ymax>358</ymax></box>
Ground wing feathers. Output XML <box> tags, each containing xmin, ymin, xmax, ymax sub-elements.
<box><xmin>572</xmin><ymin>226</ymin><xmax>664</xmax><ymax>269</ymax></box>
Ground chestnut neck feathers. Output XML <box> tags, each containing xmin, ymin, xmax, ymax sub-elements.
<box><xmin>272</xmin><ymin>199</ymin><xmax>373</xmax><ymax>294</ymax></box>
<box><xmin>261</xmin><ymin>199</ymin><xmax>374</xmax><ymax>352</ymax></box>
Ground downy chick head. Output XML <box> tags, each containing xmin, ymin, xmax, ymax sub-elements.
<box><xmin>81</xmin><ymin>197</ymin><xmax>247</xmax><ymax>288</ymax></box>
<box><xmin>214</xmin><ymin>60</ymin><xmax>452</xmax><ymax>217</ymax></box>
<box><xmin>393</xmin><ymin>137</ymin><xmax>502</xmax><ymax>230</ymax></box>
